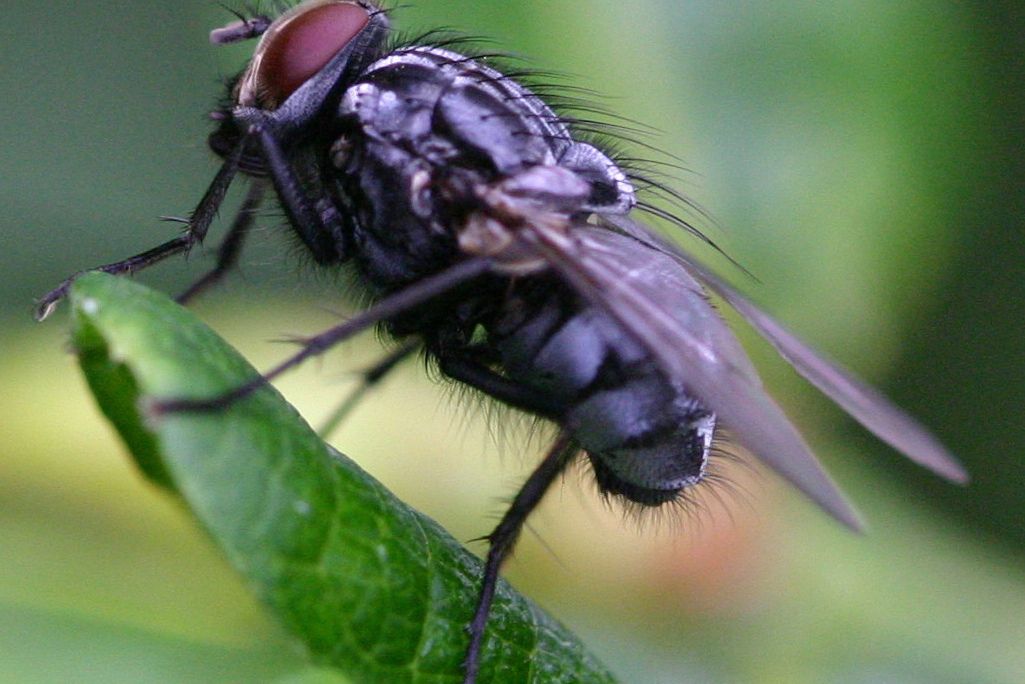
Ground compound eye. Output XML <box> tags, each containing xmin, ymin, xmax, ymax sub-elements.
<box><xmin>254</xmin><ymin>1</ymin><xmax>370</xmax><ymax>107</ymax></box>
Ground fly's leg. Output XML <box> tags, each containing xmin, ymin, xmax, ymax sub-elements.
<box><xmin>176</xmin><ymin>181</ymin><xmax>266</xmax><ymax>304</ymax></box>
<box><xmin>152</xmin><ymin>257</ymin><xmax>493</xmax><ymax>414</ymax></box>
<box><xmin>35</xmin><ymin>140</ymin><xmax>247</xmax><ymax>321</ymax></box>
<box><xmin>36</xmin><ymin>117</ymin><xmax>350</xmax><ymax>321</ymax></box>
<box><xmin>318</xmin><ymin>339</ymin><xmax>420</xmax><ymax>438</ymax></box>
<box><xmin>435</xmin><ymin>351</ymin><xmax>579</xmax><ymax>682</ymax></box>
<box><xmin>462</xmin><ymin>432</ymin><xmax>577</xmax><ymax>684</ymax></box>
<box><xmin>251</xmin><ymin>126</ymin><xmax>349</xmax><ymax>264</ymax></box>
<box><xmin>437</xmin><ymin>354</ymin><xmax>566</xmax><ymax>420</ymax></box>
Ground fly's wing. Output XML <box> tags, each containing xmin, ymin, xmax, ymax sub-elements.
<box><xmin>517</xmin><ymin>221</ymin><xmax>865</xmax><ymax>530</ymax></box>
<box><xmin>602</xmin><ymin>214</ymin><xmax>967</xmax><ymax>484</ymax></box>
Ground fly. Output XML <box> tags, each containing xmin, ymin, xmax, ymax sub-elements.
<box><xmin>36</xmin><ymin>2</ymin><xmax>968</xmax><ymax>682</ymax></box>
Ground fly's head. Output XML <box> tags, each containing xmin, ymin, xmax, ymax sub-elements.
<box><xmin>206</xmin><ymin>1</ymin><xmax>390</xmax><ymax>168</ymax></box>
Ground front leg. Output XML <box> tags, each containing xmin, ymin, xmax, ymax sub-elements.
<box><xmin>35</xmin><ymin>140</ymin><xmax>247</xmax><ymax>320</ymax></box>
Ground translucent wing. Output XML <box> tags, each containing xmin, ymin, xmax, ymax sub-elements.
<box><xmin>602</xmin><ymin>213</ymin><xmax>968</xmax><ymax>484</ymax></box>
<box><xmin>518</xmin><ymin>221</ymin><xmax>865</xmax><ymax>529</ymax></box>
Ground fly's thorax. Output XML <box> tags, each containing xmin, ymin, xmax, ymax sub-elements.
<box><xmin>458</xmin><ymin>165</ymin><xmax>592</xmax><ymax>274</ymax></box>
<box><xmin>328</xmin><ymin>44</ymin><xmax>638</xmax><ymax>285</ymax></box>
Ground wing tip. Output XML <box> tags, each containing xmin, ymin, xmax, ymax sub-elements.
<box><xmin>898</xmin><ymin>438</ymin><xmax>970</xmax><ymax>485</ymax></box>
<box><xmin>925</xmin><ymin>444</ymin><xmax>970</xmax><ymax>485</ymax></box>
<box><xmin>816</xmin><ymin>489</ymin><xmax>867</xmax><ymax>533</ymax></box>
<box><xmin>939</xmin><ymin>460</ymin><xmax>971</xmax><ymax>486</ymax></box>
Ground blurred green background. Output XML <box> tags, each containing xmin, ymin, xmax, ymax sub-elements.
<box><xmin>3</xmin><ymin>1</ymin><xmax>1023</xmax><ymax>682</ymax></box>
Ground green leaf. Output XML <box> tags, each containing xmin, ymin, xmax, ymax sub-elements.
<box><xmin>67</xmin><ymin>272</ymin><xmax>616</xmax><ymax>684</ymax></box>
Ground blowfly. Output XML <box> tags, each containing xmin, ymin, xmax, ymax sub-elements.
<box><xmin>36</xmin><ymin>2</ymin><xmax>968</xmax><ymax>682</ymax></box>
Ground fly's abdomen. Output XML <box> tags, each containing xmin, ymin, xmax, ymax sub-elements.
<box><xmin>575</xmin><ymin>382</ymin><xmax>715</xmax><ymax>506</ymax></box>
<box><xmin>493</xmin><ymin>289</ymin><xmax>716</xmax><ymax>506</ymax></box>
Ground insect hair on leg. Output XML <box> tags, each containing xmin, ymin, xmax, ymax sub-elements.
<box><xmin>425</xmin><ymin>360</ymin><xmax>559</xmax><ymax>472</ymax></box>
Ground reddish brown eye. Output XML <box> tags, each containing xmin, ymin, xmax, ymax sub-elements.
<box><xmin>256</xmin><ymin>2</ymin><xmax>370</xmax><ymax>106</ymax></box>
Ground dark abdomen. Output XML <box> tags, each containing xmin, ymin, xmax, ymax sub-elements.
<box><xmin>490</xmin><ymin>282</ymin><xmax>716</xmax><ymax>506</ymax></box>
